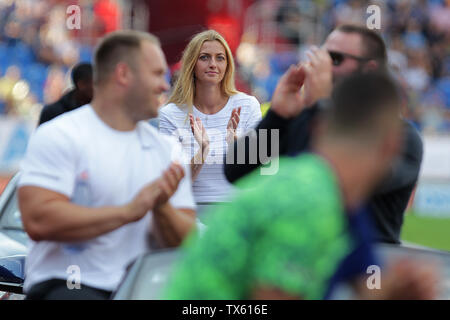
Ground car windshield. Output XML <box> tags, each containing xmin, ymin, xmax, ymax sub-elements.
<box><xmin>0</xmin><ymin>184</ymin><xmax>23</xmax><ymax>230</ymax></box>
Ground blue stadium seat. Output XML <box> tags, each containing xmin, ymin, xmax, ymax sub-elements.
<box><xmin>0</xmin><ymin>43</ymin><xmax>7</xmax><ymax>59</ymax></box>
<box><xmin>24</xmin><ymin>63</ymin><xmax>48</xmax><ymax>103</ymax></box>
<box><xmin>23</xmin><ymin>63</ymin><xmax>48</xmax><ymax>84</ymax></box>
<box><xmin>10</xmin><ymin>42</ymin><xmax>35</xmax><ymax>65</ymax></box>
<box><xmin>79</xmin><ymin>45</ymin><xmax>93</xmax><ymax>63</ymax></box>
<box><xmin>436</xmin><ymin>77</ymin><xmax>450</xmax><ymax>108</ymax></box>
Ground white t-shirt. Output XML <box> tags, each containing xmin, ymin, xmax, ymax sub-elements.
<box><xmin>159</xmin><ymin>92</ymin><xmax>262</xmax><ymax>203</ymax></box>
<box><xmin>18</xmin><ymin>105</ymin><xmax>195</xmax><ymax>293</ymax></box>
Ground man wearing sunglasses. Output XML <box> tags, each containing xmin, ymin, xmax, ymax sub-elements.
<box><xmin>325</xmin><ymin>25</ymin><xmax>388</xmax><ymax>81</ymax></box>
<box><xmin>328</xmin><ymin>50</ymin><xmax>372</xmax><ymax>70</ymax></box>
<box><xmin>224</xmin><ymin>24</ymin><xmax>423</xmax><ymax>246</ymax></box>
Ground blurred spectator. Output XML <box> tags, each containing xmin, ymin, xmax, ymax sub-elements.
<box><xmin>39</xmin><ymin>62</ymin><xmax>93</xmax><ymax>126</ymax></box>
<box><xmin>0</xmin><ymin>65</ymin><xmax>32</xmax><ymax>116</ymax></box>
<box><xmin>275</xmin><ymin>0</ymin><xmax>303</xmax><ymax>46</ymax></box>
<box><xmin>334</xmin><ymin>0</ymin><xmax>367</xmax><ymax>26</ymax></box>
<box><xmin>429</xmin><ymin>0</ymin><xmax>450</xmax><ymax>35</ymax></box>
<box><xmin>387</xmin><ymin>35</ymin><xmax>408</xmax><ymax>74</ymax></box>
<box><xmin>0</xmin><ymin>65</ymin><xmax>21</xmax><ymax>114</ymax></box>
<box><xmin>403</xmin><ymin>20</ymin><xmax>427</xmax><ymax>51</ymax></box>
<box><xmin>43</xmin><ymin>65</ymin><xmax>67</xmax><ymax>105</ymax></box>
<box><xmin>402</xmin><ymin>50</ymin><xmax>431</xmax><ymax>93</ymax></box>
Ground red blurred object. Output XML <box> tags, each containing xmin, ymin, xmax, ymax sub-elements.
<box><xmin>94</xmin><ymin>0</ymin><xmax>122</xmax><ymax>35</ymax></box>
<box><xmin>147</xmin><ymin>0</ymin><xmax>254</xmax><ymax>65</ymax></box>
<box><xmin>206</xmin><ymin>15</ymin><xmax>241</xmax><ymax>54</ymax></box>
<box><xmin>170</xmin><ymin>61</ymin><xmax>182</xmax><ymax>74</ymax></box>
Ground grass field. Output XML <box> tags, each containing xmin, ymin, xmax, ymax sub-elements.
<box><xmin>401</xmin><ymin>212</ymin><xmax>450</xmax><ymax>251</ymax></box>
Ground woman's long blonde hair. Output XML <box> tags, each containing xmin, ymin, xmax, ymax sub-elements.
<box><xmin>167</xmin><ymin>30</ymin><xmax>238</xmax><ymax>114</ymax></box>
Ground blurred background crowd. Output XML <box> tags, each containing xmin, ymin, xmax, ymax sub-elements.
<box><xmin>0</xmin><ymin>0</ymin><xmax>450</xmax><ymax>132</ymax></box>
<box><xmin>0</xmin><ymin>0</ymin><xmax>123</xmax><ymax>120</ymax></box>
<box><xmin>0</xmin><ymin>0</ymin><xmax>448</xmax><ymax>132</ymax></box>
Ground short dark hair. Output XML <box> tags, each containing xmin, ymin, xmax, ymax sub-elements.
<box><xmin>336</xmin><ymin>24</ymin><xmax>387</xmax><ymax>68</ymax></box>
<box><xmin>93</xmin><ymin>30</ymin><xmax>160</xmax><ymax>85</ymax></box>
<box><xmin>71</xmin><ymin>63</ymin><xmax>92</xmax><ymax>88</ymax></box>
<box><xmin>325</xmin><ymin>71</ymin><xmax>401</xmax><ymax>142</ymax></box>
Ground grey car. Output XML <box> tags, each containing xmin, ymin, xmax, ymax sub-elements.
<box><xmin>0</xmin><ymin>174</ymin><xmax>27</xmax><ymax>299</ymax></box>
<box><xmin>112</xmin><ymin>243</ymin><xmax>450</xmax><ymax>300</ymax></box>
<box><xmin>1</xmin><ymin>174</ymin><xmax>449</xmax><ymax>300</ymax></box>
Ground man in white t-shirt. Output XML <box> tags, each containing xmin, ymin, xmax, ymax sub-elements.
<box><xmin>17</xmin><ymin>30</ymin><xmax>197</xmax><ymax>299</ymax></box>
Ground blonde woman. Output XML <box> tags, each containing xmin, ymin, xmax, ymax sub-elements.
<box><xmin>159</xmin><ymin>30</ymin><xmax>261</xmax><ymax>207</ymax></box>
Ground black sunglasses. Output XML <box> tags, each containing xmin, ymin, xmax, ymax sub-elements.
<box><xmin>328</xmin><ymin>51</ymin><xmax>372</xmax><ymax>66</ymax></box>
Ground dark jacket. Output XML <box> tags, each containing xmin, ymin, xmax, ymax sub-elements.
<box><xmin>224</xmin><ymin>106</ymin><xmax>423</xmax><ymax>244</ymax></box>
<box><xmin>38</xmin><ymin>89</ymin><xmax>83</xmax><ymax>126</ymax></box>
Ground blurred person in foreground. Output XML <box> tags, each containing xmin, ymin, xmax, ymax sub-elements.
<box><xmin>159</xmin><ymin>30</ymin><xmax>261</xmax><ymax>215</ymax></box>
<box><xmin>164</xmin><ymin>71</ymin><xmax>437</xmax><ymax>300</ymax></box>
<box><xmin>224</xmin><ymin>24</ymin><xmax>423</xmax><ymax>245</ymax></box>
<box><xmin>17</xmin><ymin>30</ymin><xmax>197</xmax><ymax>300</ymax></box>
<box><xmin>38</xmin><ymin>63</ymin><xmax>94</xmax><ymax>126</ymax></box>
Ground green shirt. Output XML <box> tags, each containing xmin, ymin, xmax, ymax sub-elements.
<box><xmin>164</xmin><ymin>154</ymin><xmax>351</xmax><ymax>299</ymax></box>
